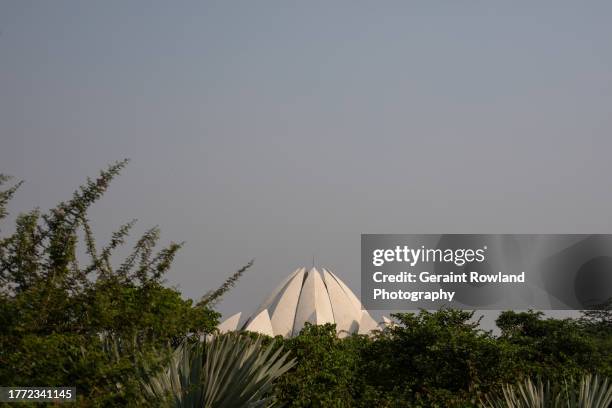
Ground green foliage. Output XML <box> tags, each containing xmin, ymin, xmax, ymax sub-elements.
<box><xmin>579</xmin><ymin>303</ymin><xmax>612</xmax><ymax>380</ymax></box>
<box><xmin>0</xmin><ymin>174</ymin><xmax>23</xmax><ymax>224</ymax></box>
<box><xmin>274</xmin><ymin>323</ymin><xmax>369</xmax><ymax>407</ymax></box>
<box><xmin>496</xmin><ymin>311</ymin><xmax>601</xmax><ymax>380</ymax></box>
<box><xmin>275</xmin><ymin>309</ymin><xmax>612</xmax><ymax>408</ymax></box>
<box><xmin>0</xmin><ymin>163</ymin><xmax>251</xmax><ymax>406</ymax></box>
<box><xmin>142</xmin><ymin>333</ymin><xmax>295</xmax><ymax>408</ymax></box>
<box><xmin>359</xmin><ymin>310</ymin><xmax>501</xmax><ymax>407</ymax></box>
<box><xmin>481</xmin><ymin>374</ymin><xmax>612</xmax><ymax>408</ymax></box>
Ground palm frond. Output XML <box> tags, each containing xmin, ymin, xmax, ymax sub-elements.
<box><xmin>142</xmin><ymin>332</ymin><xmax>295</xmax><ymax>408</ymax></box>
<box><xmin>481</xmin><ymin>374</ymin><xmax>612</xmax><ymax>408</ymax></box>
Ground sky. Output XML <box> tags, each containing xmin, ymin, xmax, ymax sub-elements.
<box><xmin>1</xmin><ymin>1</ymin><xmax>611</xmax><ymax>328</ymax></box>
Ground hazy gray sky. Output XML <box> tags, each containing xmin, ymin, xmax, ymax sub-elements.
<box><xmin>1</xmin><ymin>1</ymin><xmax>611</xmax><ymax>326</ymax></box>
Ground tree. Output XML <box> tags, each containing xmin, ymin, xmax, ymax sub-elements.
<box><xmin>496</xmin><ymin>311</ymin><xmax>600</xmax><ymax>380</ymax></box>
<box><xmin>274</xmin><ymin>323</ymin><xmax>368</xmax><ymax>408</ymax></box>
<box><xmin>359</xmin><ymin>309</ymin><xmax>501</xmax><ymax>407</ymax></box>
<box><xmin>0</xmin><ymin>161</ymin><xmax>252</xmax><ymax>405</ymax></box>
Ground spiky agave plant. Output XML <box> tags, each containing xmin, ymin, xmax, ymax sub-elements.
<box><xmin>577</xmin><ymin>375</ymin><xmax>612</xmax><ymax>408</ymax></box>
<box><xmin>481</xmin><ymin>374</ymin><xmax>612</xmax><ymax>408</ymax></box>
<box><xmin>142</xmin><ymin>332</ymin><xmax>295</xmax><ymax>408</ymax></box>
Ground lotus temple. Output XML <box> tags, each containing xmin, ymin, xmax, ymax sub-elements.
<box><xmin>218</xmin><ymin>267</ymin><xmax>393</xmax><ymax>337</ymax></box>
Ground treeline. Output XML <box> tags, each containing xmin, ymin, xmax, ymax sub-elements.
<box><xmin>1</xmin><ymin>162</ymin><xmax>610</xmax><ymax>407</ymax></box>
<box><xmin>273</xmin><ymin>308</ymin><xmax>612</xmax><ymax>407</ymax></box>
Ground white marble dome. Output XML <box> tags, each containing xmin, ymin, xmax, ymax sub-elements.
<box><xmin>217</xmin><ymin>267</ymin><xmax>381</xmax><ymax>338</ymax></box>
